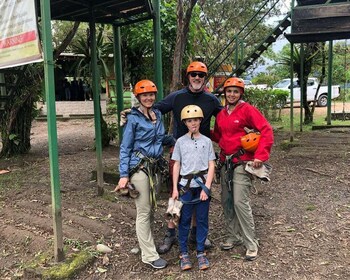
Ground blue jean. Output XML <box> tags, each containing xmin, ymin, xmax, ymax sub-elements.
<box><xmin>178</xmin><ymin>187</ymin><xmax>210</xmax><ymax>253</ymax></box>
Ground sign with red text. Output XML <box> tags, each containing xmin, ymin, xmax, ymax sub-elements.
<box><xmin>0</xmin><ymin>0</ymin><xmax>42</xmax><ymax>69</ymax></box>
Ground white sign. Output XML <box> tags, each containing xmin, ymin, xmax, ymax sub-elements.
<box><xmin>0</xmin><ymin>0</ymin><xmax>42</xmax><ymax>69</ymax></box>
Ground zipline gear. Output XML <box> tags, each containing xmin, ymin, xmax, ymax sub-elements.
<box><xmin>178</xmin><ymin>170</ymin><xmax>210</xmax><ymax>205</ymax></box>
<box><xmin>181</xmin><ymin>105</ymin><xmax>204</xmax><ymax>121</ymax></box>
<box><xmin>115</xmin><ymin>182</ymin><xmax>140</xmax><ymax>198</ymax></box>
<box><xmin>223</xmin><ymin>149</ymin><xmax>245</xmax><ymax>192</ymax></box>
<box><xmin>165</xmin><ymin>197</ymin><xmax>183</xmax><ymax>226</ymax></box>
<box><xmin>241</xmin><ymin>131</ymin><xmax>261</xmax><ymax>153</ymax></box>
<box><xmin>245</xmin><ymin>161</ymin><xmax>272</xmax><ymax>182</ymax></box>
<box><xmin>133</xmin><ymin>151</ymin><xmax>169</xmax><ymax>208</ymax></box>
<box><xmin>133</xmin><ymin>79</ymin><xmax>157</xmax><ymax>97</ymax></box>
<box><xmin>178</xmin><ymin>170</ymin><xmax>207</xmax><ymax>196</ymax></box>
<box><xmin>186</xmin><ymin>61</ymin><xmax>208</xmax><ymax>75</ymax></box>
<box><xmin>223</xmin><ymin>77</ymin><xmax>245</xmax><ymax>92</ymax></box>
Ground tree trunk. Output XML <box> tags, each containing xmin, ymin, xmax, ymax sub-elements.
<box><xmin>170</xmin><ymin>0</ymin><xmax>198</xmax><ymax>92</ymax></box>
<box><xmin>168</xmin><ymin>0</ymin><xmax>198</xmax><ymax>133</ymax></box>
<box><xmin>300</xmin><ymin>43</ymin><xmax>319</xmax><ymax>124</ymax></box>
<box><xmin>53</xmin><ymin>22</ymin><xmax>81</xmax><ymax>60</ymax></box>
<box><xmin>0</xmin><ymin>66</ymin><xmax>38</xmax><ymax>157</ymax></box>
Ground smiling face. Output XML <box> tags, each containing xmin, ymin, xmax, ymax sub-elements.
<box><xmin>225</xmin><ymin>86</ymin><xmax>243</xmax><ymax>105</ymax></box>
<box><xmin>188</xmin><ymin>72</ymin><xmax>206</xmax><ymax>92</ymax></box>
<box><xmin>138</xmin><ymin>92</ymin><xmax>156</xmax><ymax>108</ymax></box>
<box><xmin>184</xmin><ymin>117</ymin><xmax>201</xmax><ymax>134</ymax></box>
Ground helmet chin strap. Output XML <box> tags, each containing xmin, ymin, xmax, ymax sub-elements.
<box><xmin>139</xmin><ymin>103</ymin><xmax>155</xmax><ymax>121</ymax></box>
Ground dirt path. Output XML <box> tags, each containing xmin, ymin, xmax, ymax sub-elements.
<box><xmin>0</xmin><ymin>118</ymin><xmax>349</xmax><ymax>279</ymax></box>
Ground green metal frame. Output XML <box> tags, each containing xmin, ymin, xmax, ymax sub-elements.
<box><xmin>38</xmin><ymin>0</ymin><xmax>163</xmax><ymax>261</ymax></box>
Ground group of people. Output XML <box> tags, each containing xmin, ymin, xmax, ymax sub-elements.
<box><xmin>114</xmin><ymin>61</ymin><xmax>274</xmax><ymax>271</ymax></box>
<box><xmin>56</xmin><ymin>78</ymin><xmax>92</xmax><ymax>101</ymax></box>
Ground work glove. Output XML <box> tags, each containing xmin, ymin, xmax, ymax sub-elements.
<box><xmin>120</xmin><ymin>108</ymin><xmax>131</xmax><ymax>127</ymax></box>
<box><xmin>245</xmin><ymin>161</ymin><xmax>272</xmax><ymax>181</ymax></box>
<box><xmin>165</xmin><ymin>197</ymin><xmax>183</xmax><ymax>226</ymax></box>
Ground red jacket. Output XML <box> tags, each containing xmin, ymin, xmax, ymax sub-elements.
<box><xmin>212</xmin><ymin>102</ymin><xmax>274</xmax><ymax>163</ymax></box>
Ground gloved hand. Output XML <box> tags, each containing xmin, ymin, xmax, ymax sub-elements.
<box><xmin>120</xmin><ymin>108</ymin><xmax>131</xmax><ymax>127</ymax></box>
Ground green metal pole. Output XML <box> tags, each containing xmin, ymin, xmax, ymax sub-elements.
<box><xmin>152</xmin><ymin>0</ymin><xmax>163</xmax><ymax>101</ymax></box>
<box><xmin>300</xmin><ymin>43</ymin><xmax>304</xmax><ymax>131</ymax></box>
<box><xmin>113</xmin><ymin>25</ymin><xmax>124</xmax><ymax>144</ymax></box>
<box><xmin>327</xmin><ymin>40</ymin><xmax>333</xmax><ymax>125</ymax></box>
<box><xmin>290</xmin><ymin>43</ymin><xmax>294</xmax><ymax>142</ymax></box>
<box><xmin>89</xmin><ymin>8</ymin><xmax>104</xmax><ymax>196</ymax></box>
<box><xmin>40</xmin><ymin>0</ymin><xmax>64</xmax><ymax>262</ymax></box>
<box><xmin>290</xmin><ymin>0</ymin><xmax>295</xmax><ymax>142</ymax></box>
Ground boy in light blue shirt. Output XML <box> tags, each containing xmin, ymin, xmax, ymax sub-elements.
<box><xmin>171</xmin><ymin>105</ymin><xmax>215</xmax><ymax>271</ymax></box>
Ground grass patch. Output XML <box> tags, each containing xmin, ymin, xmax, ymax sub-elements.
<box><xmin>41</xmin><ymin>250</ymin><xmax>95</xmax><ymax>279</ymax></box>
<box><xmin>306</xmin><ymin>204</ymin><xmax>317</xmax><ymax>211</ymax></box>
<box><xmin>279</xmin><ymin>139</ymin><xmax>301</xmax><ymax>151</ymax></box>
<box><xmin>19</xmin><ymin>242</ymin><xmax>97</xmax><ymax>279</ymax></box>
<box><xmin>0</xmin><ymin>171</ymin><xmax>22</xmax><ymax>193</ymax></box>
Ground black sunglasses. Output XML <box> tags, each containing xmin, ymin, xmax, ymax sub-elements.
<box><xmin>189</xmin><ymin>72</ymin><xmax>206</xmax><ymax>78</ymax></box>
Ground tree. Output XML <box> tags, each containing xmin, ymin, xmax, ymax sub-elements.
<box><xmin>0</xmin><ymin>23</ymin><xmax>80</xmax><ymax>158</ymax></box>
<box><xmin>0</xmin><ymin>65</ymin><xmax>43</xmax><ymax>157</ymax></box>
<box><xmin>269</xmin><ymin>43</ymin><xmax>324</xmax><ymax>124</ymax></box>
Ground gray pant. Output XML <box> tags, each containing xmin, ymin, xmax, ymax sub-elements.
<box><xmin>131</xmin><ymin>170</ymin><xmax>159</xmax><ymax>262</ymax></box>
<box><xmin>220</xmin><ymin>164</ymin><xmax>258</xmax><ymax>251</ymax></box>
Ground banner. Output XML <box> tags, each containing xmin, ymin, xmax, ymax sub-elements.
<box><xmin>0</xmin><ymin>0</ymin><xmax>42</xmax><ymax>69</ymax></box>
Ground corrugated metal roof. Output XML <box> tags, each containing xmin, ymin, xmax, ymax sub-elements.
<box><xmin>36</xmin><ymin>0</ymin><xmax>154</xmax><ymax>26</ymax></box>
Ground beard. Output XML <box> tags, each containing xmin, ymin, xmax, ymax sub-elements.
<box><xmin>189</xmin><ymin>82</ymin><xmax>204</xmax><ymax>92</ymax></box>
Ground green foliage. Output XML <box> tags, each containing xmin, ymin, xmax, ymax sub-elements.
<box><xmin>41</xmin><ymin>250</ymin><xmax>95</xmax><ymax>279</ymax></box>
<box><xmin>251</xmin><ymin>73</ymin><xmax>280</xmax><ymax>87</ymax></box>
<box><xmin>244</xmin><ymin>88</ymin><xmax>288</xmax><ymax>121</ymax></box>
<box><xmin>106</xmin><ymin>102</ymin><xmax>117</xmax><ymax>115</ymax></box>
<box><xmin>52</xmin><ymin>21</ymin><xmax>89</xmax><ymax>52</ymax></box>
<box><xmin>71</xmin><ymin>25</ymin><xmax>113</xmax><ymax>79</ymax></box>
<box><xmin>106</xmin><ymin>122</ymin><xmax>119</xmax><ymax>143</ymax></box>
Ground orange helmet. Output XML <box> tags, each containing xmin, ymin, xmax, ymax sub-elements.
<box><xmin>186</xmin><ymin>61</ymin><xmax>208</xmax><ymax>75</ymax></box>
<box><xmin>133</xmin><ymin>80</ymin><xmax>157</xmax><ymax>97</ymax></box>
<box><xmin>241</xmin><ymin>132</ymin><xmax>261</xmax><ymax>153</ymax></box>
<box><xmin>224</xmin><ymin>77</ymin><xmax>245</xmax><ymax>92</ymax></box>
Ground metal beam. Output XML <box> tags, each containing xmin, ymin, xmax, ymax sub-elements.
<box><xmin>40</xmin><ymin>0</ymin><xmax>64</xmax><ymax>262</ymax></box>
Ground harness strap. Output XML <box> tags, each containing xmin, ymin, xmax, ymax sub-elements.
<box><xmin>179</xmin><ymin>170</ymin><xmax>207</xmax><ymax>196</ymax></box>
<box><xmin>223</xmin><ymin>149</ymin><xmax>245</xmax><ymax>192</ymax></box>
<box><xmin>178</xmin><ymin>173</ymin><xmax>211</xmax><ymax>205</ymax></box>
<box><xmin>133</xmin><ymin>151</ymin><xmax>159</xmax><ymax>208</ymax></box>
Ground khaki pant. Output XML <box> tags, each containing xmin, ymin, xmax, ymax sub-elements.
<box><xmin>131</xmin><ymin>170</ymin><xmax>159</xmax><ymax>262</ymax></box>
<box><xmin>220</xmin><ymin>164</ymin><xmax>258</xmax><ymax>251</ymax></box>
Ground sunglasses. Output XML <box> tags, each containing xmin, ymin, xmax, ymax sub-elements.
<box><xmin>189</xmin><ymin>72</ymin><xmax>206</xmax><ymax>78</ymax></box>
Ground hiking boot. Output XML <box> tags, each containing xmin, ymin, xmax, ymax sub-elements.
<box><xmin>197</xmin><ymin>252</ymin><xmax>209</xmax><ymax>270</ymax></box>
<box><xmin>180</xmin><ymin>253</ymin><xmax>192</xmax><ymax>271</ymax></box>
<box><xmin>220</xmin><ymin>238</ymin><xmax>243</xmax><ymax>250</ymax></box>
<box><xmin>157</xmin><ymin>232</ymin><xmax>176</xmax><ymax>254</ymax></box>
<box><xmin>189</xmin><ymin>234</ymin><xmax>212</xmax><ymax>250</ymax></box>
<box><xmin>245</xmin><ymin>249</ymin><xmax>258</xmax><ymax>261</ymax></box>
<box><xmin>142</xmin><ymin>258</ymin><xmax>168</xmax><ymax>269</ymax></box>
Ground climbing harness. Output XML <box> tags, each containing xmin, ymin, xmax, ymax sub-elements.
<box><xmin>131</xmin><ymin>151</ymin><xmax>169</xmax><ymax>208</ymax></box>
<box><xmin>178</xmin><ymin>171</ymin><xmax>210</xmax><ymax>205</ymax></box>
<box><xmin>223</xmin><ymin>149</ymin><xmax>245</xmax><ymax>192</ymax></box>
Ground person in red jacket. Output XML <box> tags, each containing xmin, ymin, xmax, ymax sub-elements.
<box><xmin>211</xmin><ymin>77</ymin><xmax>274</xmax><ymax>261</ymax></box>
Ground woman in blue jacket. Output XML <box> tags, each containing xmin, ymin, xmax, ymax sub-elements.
<box><xmin>115</xmin><ymin>80</ymin><xmax>168</xmax><ymax>269</ymax></box>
